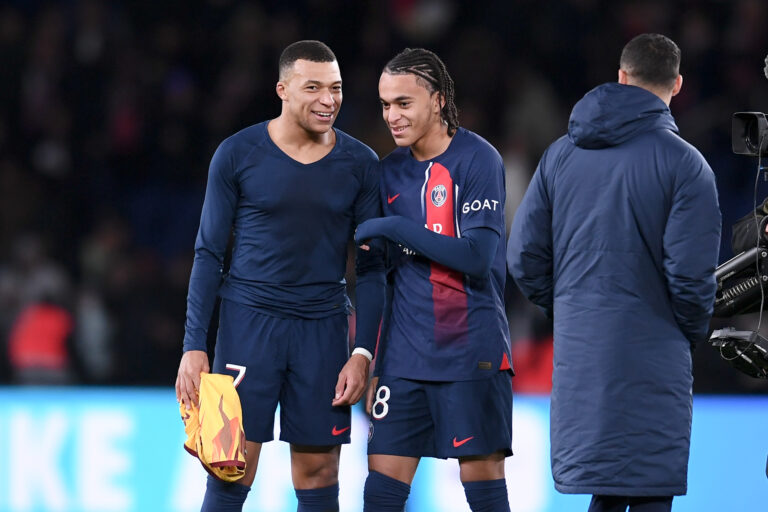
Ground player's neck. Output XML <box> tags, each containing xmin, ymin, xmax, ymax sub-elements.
<box><xmin>410</xmin><ymin>123</ymin><xmax>452</xmax><ymax>161</ymax></box>
<box><xmin>268</xmin><ymin>117</ymin><xmax>336</xmax><ymax>164</ymax></box>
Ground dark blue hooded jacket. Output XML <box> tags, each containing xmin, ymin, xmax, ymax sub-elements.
<box><xmin>508</xmin><ymin>83</ymin><xmax>721</xmax><ymax>496</ymax></box>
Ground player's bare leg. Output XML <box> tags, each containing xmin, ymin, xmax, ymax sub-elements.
<box><xmin>458</xmin><ymin>450</ymin><xmax>510</xmax><ymax>512</ymax></box>
<box><xmin>367</xmin><ymin>454</ymin><xmax>420</xmax><ymax>484</ymax></box>
<box><xmin>239</xmin><ymin>441</ymin><xmax>263</xmax><ymax>486</ymax></box>
<box><xmin>291</xmin><ymin>444</ymin><xmax>342</xmax><ymax>511</ymax></box>
<box><xmin>458</xmin><ymin>450</ymin><xmax>505</xmax><ymax>481</ymax></box>
<box><xmin>290</xmin><ymin>444</ymin><xmax>340</xmax><ymax>488</ymax></box>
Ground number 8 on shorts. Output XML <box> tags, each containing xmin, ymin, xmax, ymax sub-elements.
<box><xmin>372</xmin><ymin>385</ymin><xmax>390</xmax><ymax>419</ymax></box>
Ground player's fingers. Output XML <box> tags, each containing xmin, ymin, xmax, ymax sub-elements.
<box><xmin>349</xmin><ymin>383</ymin><xmax>365</xmax><ymax>405</ymax></box>
<box><xmin>182</xmin><ymin>374</ymin><xmax>197</xmax><ymax>409</ymax></box>
<box><xmin>190</xmin><ymin>380</ymin><xmax>200</xmax><ymax>408</ymax></box>
<box><xmin>365</xmin><ymin>383</ymin><xmax>375</xmax><ymax>414</ymax></box>
<box><xmin>179</xmin><ymin>381</ymin><xmax>190</xmax><ymax>409</ymax></box>
<box><xmin>335</xmin><ymin>381</ymin><xmax>360</xmax><ymax>406</ymax></box>
<box><xmin>334</xmin><ymin>372</ymin><xmax>346</xmax><ymax>402</ymax></box>
<box><xmin>365</xmin><ymin>376</ymin><xmax>380</xmax><ymax>414</ymax></box>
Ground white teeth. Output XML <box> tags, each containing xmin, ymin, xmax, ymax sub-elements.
<box><xmin>316</xmin><ymin>112</ymin><xmax>332</xmax><ymax>118</ymax></box>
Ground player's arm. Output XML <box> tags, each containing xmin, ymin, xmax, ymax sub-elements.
<box><xmin>334</xmin><ymin>156</ymin><xmax>386</xmax><ymax>406</ymax></box>
<box><xmin>507</xmin><ymin>158</ymin><xmax>554</xmax><ymax>317</ymax></box>
<box><xmin>355</xmin><ymin>217</ymin><xmax>498</xmax><ymax>279</ymax></box>
<box><xmin>177</xmin><ymin>141</ymin><xmax>238</xmax><ymax>408</ymax></box>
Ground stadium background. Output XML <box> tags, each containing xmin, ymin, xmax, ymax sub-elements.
<box><xmin>0</xmin><ymin>0</ymin><xmax>767</xmax><ymax>510</ymax></box>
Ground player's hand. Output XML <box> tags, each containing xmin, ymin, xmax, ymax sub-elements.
<box><xmin>365</xmin><ymin>376</ymin><xmax>380</xmax><ymax>415</ymax></box>
<box><xmin>175</xmin><ymin>350</ymin><xmax>210</xmax><ymax>410</ymax></box>
<box><xmin>332</xmin><ymin>353</ymin><xmax>370</xmax><ymax>406</ymax></box>
<box><xmin>355</xmin><ymin>218</ymin><xmax>391</xmax><ymax>246</ymax></box>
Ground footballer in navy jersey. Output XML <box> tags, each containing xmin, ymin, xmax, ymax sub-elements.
<box><xmin>176</xmin><ymin>41</ymin><xmax>385</xmax><ymax>512</ymax></box>
<box><xmin>184</xmin><ymin>120</ymin><xmax>381</xmax><ymax>347</ymax></box>
<box><xmin>356</xmin><ymin>49</ymin><xmax>513</xmax><ymax>512</ymax></box>
<box><xmin>377</xmin><ymin>127</ymin><xmax>512</xmax><ymax>381</ymax></box>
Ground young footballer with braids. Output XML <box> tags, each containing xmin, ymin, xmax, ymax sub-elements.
<box><xmin>355</xmin><ymin>48</ymin><xmax>514</xmax><ymax>512</ymax></box>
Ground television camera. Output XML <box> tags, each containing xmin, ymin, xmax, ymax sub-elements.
<box><xmin>709</xmin><ymin>101</ymin><xmax>768</xmax><ymax>379</ymax></box>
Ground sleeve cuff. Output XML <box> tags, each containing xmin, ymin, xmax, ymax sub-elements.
<box><xmin>351</xmin><ymin>347</ymin><xmax>373</xmax><ymax>362</ymax></box>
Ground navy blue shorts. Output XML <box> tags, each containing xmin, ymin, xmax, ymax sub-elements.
<box><xmin>367</xmin><ymin>372</ymin><xmax>513</xmax><ymax>459</ymax></box>
<box><xmin>213</xmin><ymin>299</ymin><xmax>351</xmax><ymax>446</ymax></box>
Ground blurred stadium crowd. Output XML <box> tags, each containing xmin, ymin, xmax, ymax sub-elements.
<box><xmin>1</xmin><ymin>0</ymin><xmax>768</xmax><ymax>392</ymax></box>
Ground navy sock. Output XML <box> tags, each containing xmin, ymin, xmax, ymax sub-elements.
<box><xmin>363</xmin><ymin>470</ymin><xmax>410</xmax><ymax>512</ymax></box>
<box><xmin>294</xmin><ymin>483</ymin><xmax>339</xmax><ymax>512</ymax></box>
<box><xmin>462</xmin><ymin>479</ymin><xmax>510</xmax><ymax>512</ymax></box>
<box><xmin>200</xmin><ymin>475</ymin><xmax>251</xmax><ymax>512</ymax></box>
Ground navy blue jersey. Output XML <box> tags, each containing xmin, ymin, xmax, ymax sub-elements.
<box><xmin>378</xmin><ymin>128</ymin><xmax>511</xmax><ymax>381</ymax></box>
<box><xmin>183</xmin><ymin>122</ymin><xmax>380</xmax><ymax>352</ymax></box>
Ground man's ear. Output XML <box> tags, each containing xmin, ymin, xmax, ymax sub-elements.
<box><xmin>618</xmin><ymin>69</ymin><xmax>629</xmax><ymax>85</ymax></box>
<box><xmin>276</xmin><ymin>81</ymin><xmax>287</xmax><ymax>101</ymax></box>
<box><xmin>671</xmin><ymin>74</ymin><xmax>683</xmax><ymax>97</ymax></box>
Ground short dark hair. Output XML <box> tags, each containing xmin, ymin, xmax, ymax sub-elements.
<box><xmin>384</xmin><ymin>48</ymin><xmax>459</xmax><ymax>136</ymax></box>
<box><xmin>278</xmin><ymin>40</ymin><xmax>336</xmax><ymax>79</ymax></box>
<box><xmin>620</xmin><ymin>33</ymin><xmax>680</xmax><ymax>88</ymax></box>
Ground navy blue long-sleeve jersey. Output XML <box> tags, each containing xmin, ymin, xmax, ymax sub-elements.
<box><xmin>183</xmin><ymin>121</ymin><xmax>384</xmax><ymax>353</ymax></box>
<box><xmin>376</xmin><ymin>128</ymin><xmax>512</xmax><ymax>381</ymax></box>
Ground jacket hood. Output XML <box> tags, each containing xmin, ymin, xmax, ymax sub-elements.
<box><xmin>567</xmin><ymin>83</ymin><xmax>679</xmax><ymax>149</ymax></box>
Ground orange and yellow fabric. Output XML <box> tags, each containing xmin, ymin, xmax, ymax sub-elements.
<box><xmin>180</xmin><ymin>372</ymin><xmax>246</xmax><ymax>482</ymax></box>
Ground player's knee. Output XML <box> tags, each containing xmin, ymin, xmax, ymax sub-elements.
<box><xmin>459</xmin><ymin>452</ymin><xmax>506</xmax><ymax>482</ymax></box>
<box><xmin>294</xmin><ymin>459</ymin><xmax>339</xmax><ymax>488</ymax></box>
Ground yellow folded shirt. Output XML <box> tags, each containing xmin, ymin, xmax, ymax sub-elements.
<box><xmin>180</xmin><ymin>372</ymin><xmax>246</xmax><ymax>482</ymax></box>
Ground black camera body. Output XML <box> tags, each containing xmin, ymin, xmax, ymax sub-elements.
<box><xmin>732</xmin><ymin>112</ymin><xmax>768</xmax><ymax>157</ymax></box>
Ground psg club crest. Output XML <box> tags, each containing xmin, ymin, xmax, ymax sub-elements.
<box><xmin>431</xmin><ymin>184</ymin><xmax>447</xmax><ymax>207</ymax></box>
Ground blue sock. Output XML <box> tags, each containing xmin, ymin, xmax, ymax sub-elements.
<box><xmin>295</xmin><ymin>483</ymin><xmax>339</xmax><ymax>512</ymax></box>
<box><xmin>462</xmin><ymin>479</ymin><xmax>510</xmax><ymax>512</ymax></box>
<box><xmin>363</xmin><ymin>470</ymin><xmax>410</xmax><ymax>512</ymax></box>
<box><xmin>200</xmin><ymin>475</ymin><xmax>251</xmax><ymax>512</ymax></box>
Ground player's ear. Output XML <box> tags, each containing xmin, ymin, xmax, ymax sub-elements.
<box><xmin>276</xmin><ymin>81</ymin><xmax>288</xmax><ymax>101</ymax></box>
<box><xmin>433</xmin><ymin>92</ymin><xmax>444</xmax><ymax>115</ymax></box>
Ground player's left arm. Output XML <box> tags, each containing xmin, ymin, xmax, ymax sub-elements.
<box><xmin>356</xmin><ymin>146</ymin><xmax>504</xmax><ymax>279</ymax></box>
<box><xmin>356</xmin><ymin>218</ymin><xmax>499</xmax><ymax>279</ymax></box>
<box><xmin>334</xmin><ymin>156</ymin><xmax>386</xmax><ymax>406</ymax></box>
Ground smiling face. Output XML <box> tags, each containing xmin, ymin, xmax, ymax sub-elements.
<box><xmin>378</xmin><ymin>71</ymin><xmax>444</xmax><ymax>151</ymax></box>
<box><xmin>277</xmin><ymin>59</ymin><xmax>342</xmax><ymax>135</ymax></box>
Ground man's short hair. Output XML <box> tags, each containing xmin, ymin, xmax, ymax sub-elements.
<box><xmin>620</xmin><ymin>33</ymin><xmax>680</xmax><ymax>88</ymax></box>
<box><xmin>278</xmin><ymin>40</ymin><xmax>336</xmax><ymax>80</ymax></box>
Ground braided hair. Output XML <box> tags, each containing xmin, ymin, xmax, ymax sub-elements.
<box><xmin>384</xmin><ymin>48</ymin><xmax>459</xmax><ymax>136</ymax></box>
